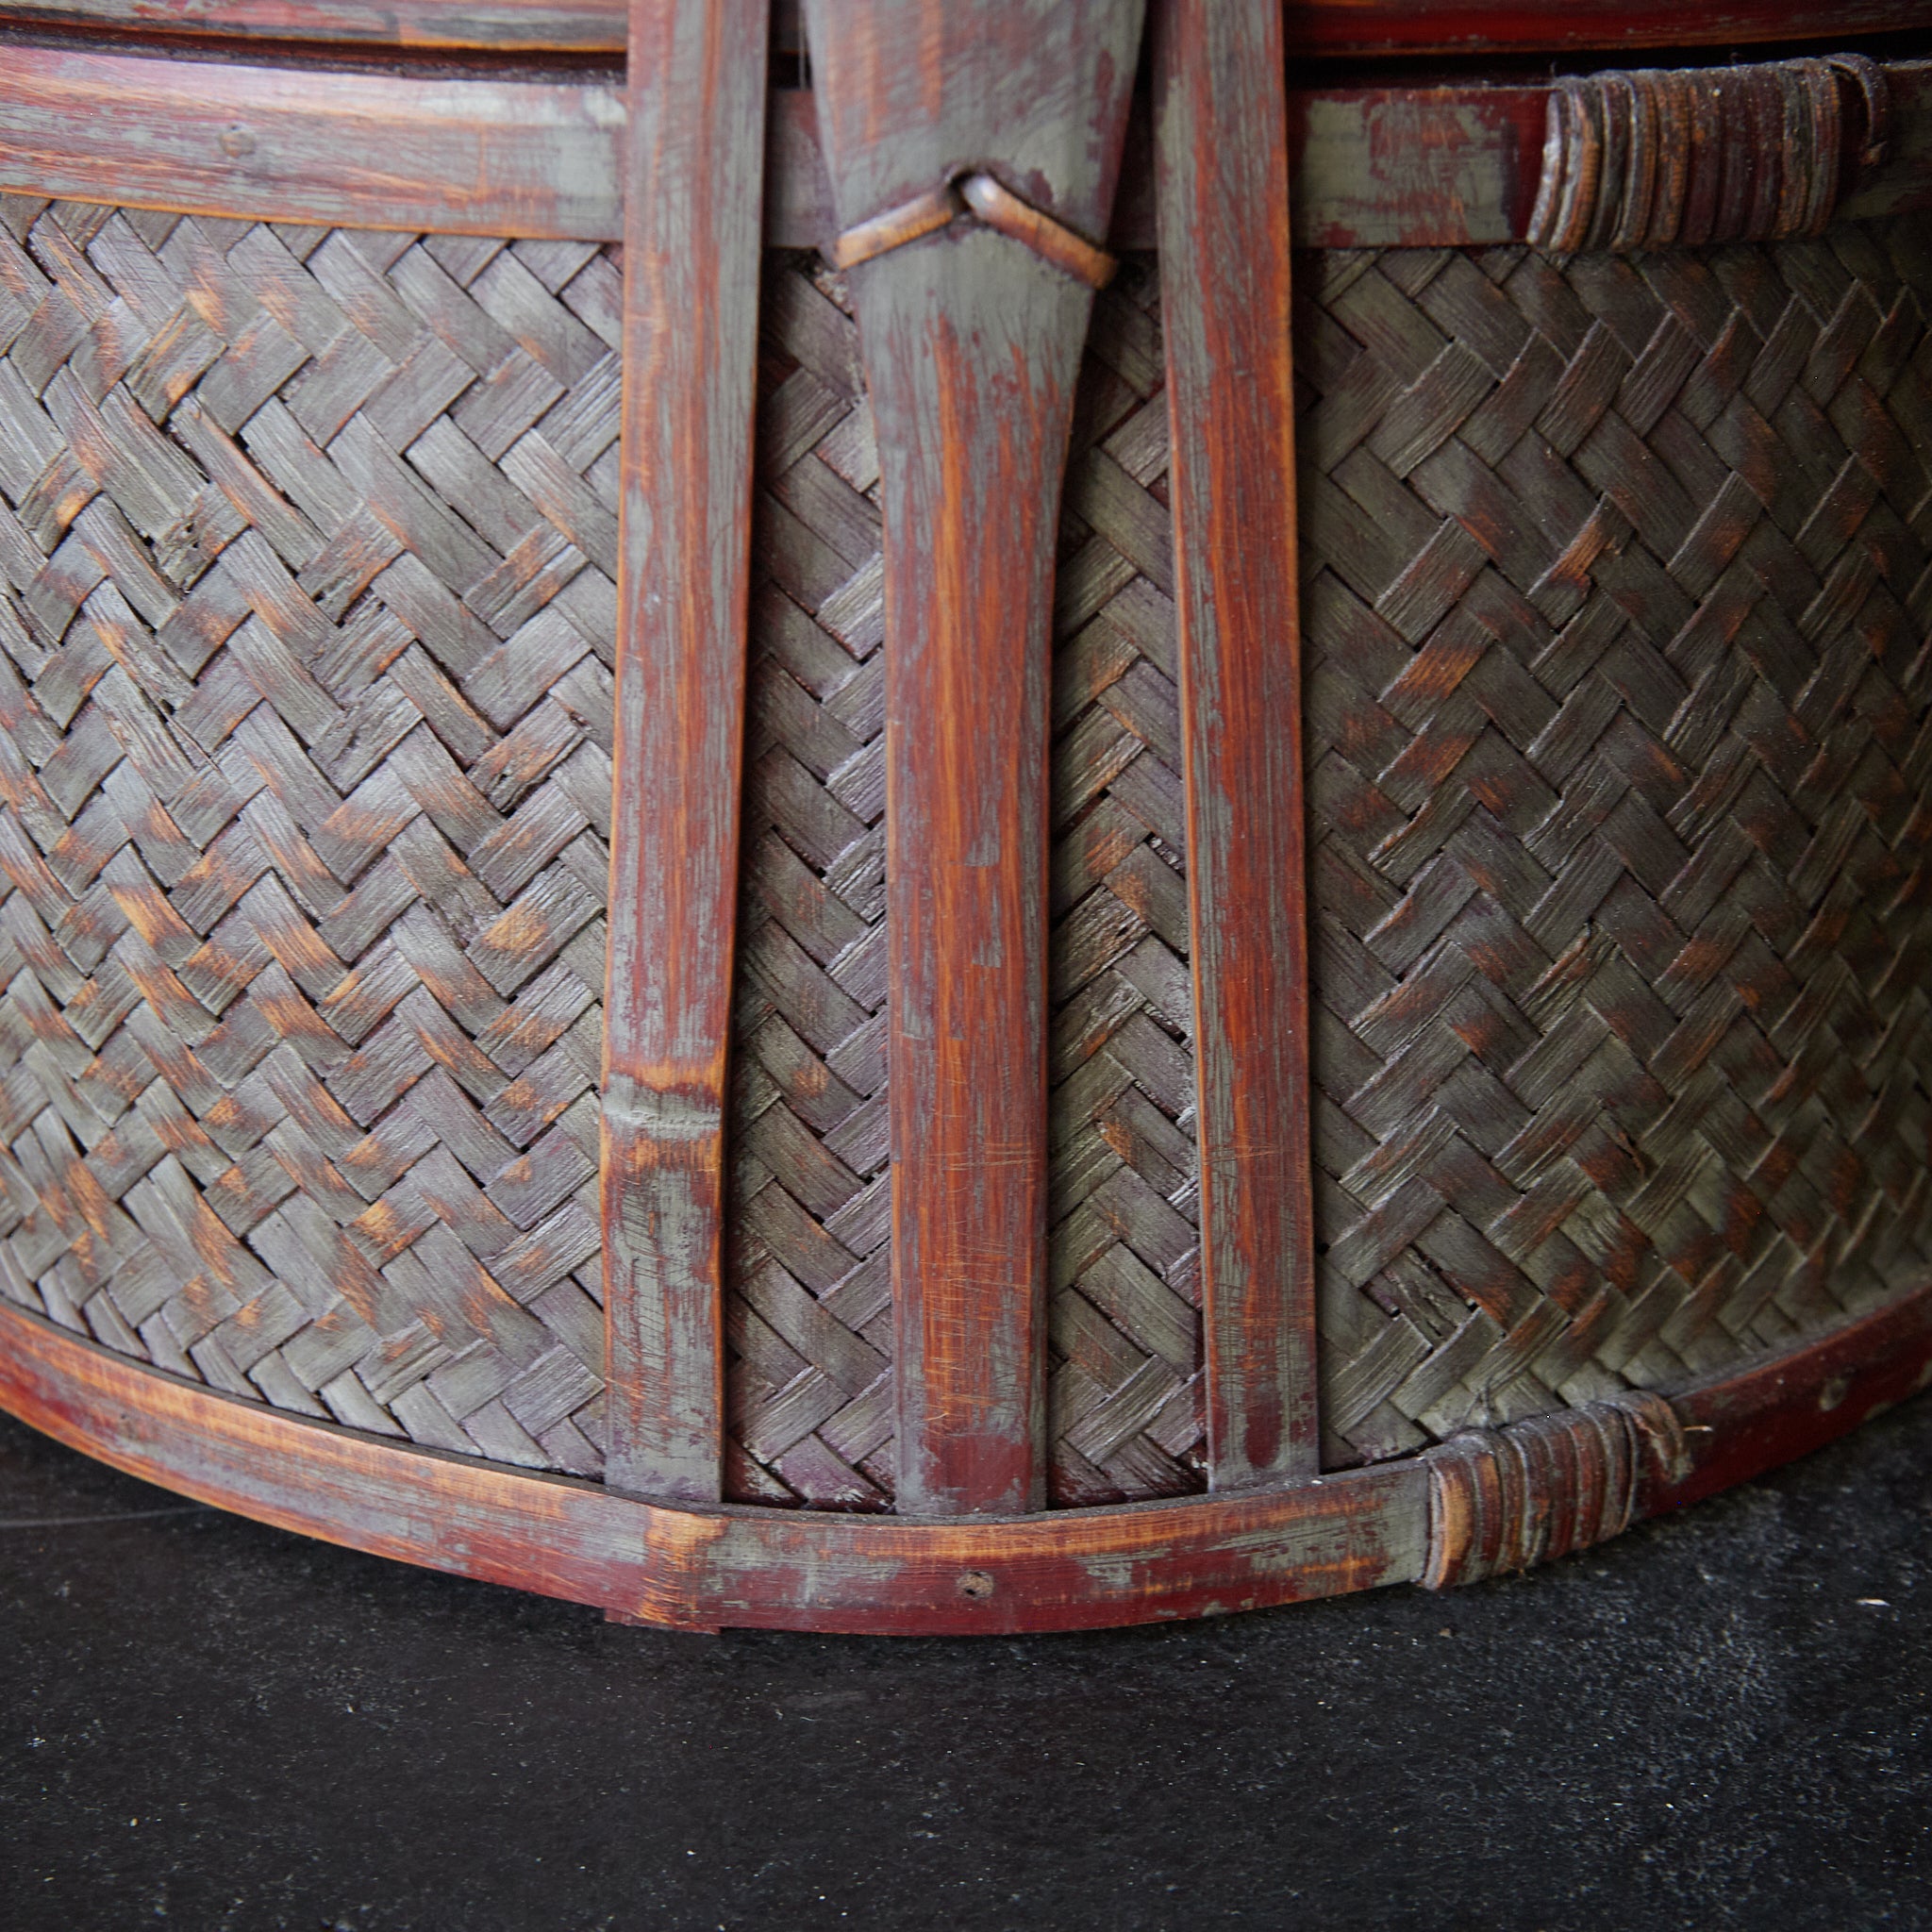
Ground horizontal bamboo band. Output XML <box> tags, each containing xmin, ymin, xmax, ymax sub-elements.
<box><xmin>0</xmin><ymin>44</ymin><xmax>1925</xmax><ymax>248</ymax></box>
<box><xmin>1</xmin><ymin>0</ymin><xmax>1915</xmax><ymax>56</ymax></box>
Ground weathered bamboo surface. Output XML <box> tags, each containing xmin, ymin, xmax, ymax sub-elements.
<box><xmin>0</xmin><ymin>44</ymin><xmax>1926</xmax><ymax>251</ymax></box>
<box><xmin>1303</xmin><ymin>218</ymin><xmax>1932</xmax><ymax>1467</ymax></box>
<box><xmin>802</xmin><ymin>0</ymin><xmax>1143</xmax><ymax>1518</ymax></box>
<box><xmin>1155</xmin><ymin>0</ymin><xmax>1318</xmax><ymax>1490</ymax></box>
<box><xmin>599</xmin><ymin>0</ymin><xmax>765</xmax><ymax>1504</ymax></box>
<box><xmin>728</xmin><ymin>247</ymin><xmax>1210</xmax><ymax>1511</ymax></box>
<box><xmin>6</xmin><ymin>182</ymin><xmax>1932</xmax><ymax>1499</ymax></box>
<box><xmin>723</xmin><ymin>254</ymin><xmax>896</xmax><ymax>1508</ymax></box>
<box><xmin>0</xmin><ymin>0</ymin><xmax>625</xmax><ymax>46</ymax></box>
<box><xmin>3</xmin><ymin>0</ymin><xmax>1932</xmax><ymax>1638</ymax></box>
<box><xmin>0</xmin><ymin>43</ymin><xmax>634</xmax><ymax>241</ymax></box>
<box><xmin>5</xmin><ymin>1274</ymin><xmax>1928</xmax><ymax>1630</ymax></box>
<box><xmin>0</xmin><ymin>195</ymin><xmax>617</xmax><ymax>1471</ymax></box>
<box><xmin>1042</xmin><ymin>258</ymin><xmax>1209</xmax><ymax>1510</ymax></box>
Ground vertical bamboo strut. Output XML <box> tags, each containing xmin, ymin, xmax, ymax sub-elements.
<box><xmin>1155</xmin><ymin>0</ymin><xmax>1321</xmax><ymax>1484</ymax></box>
<box><xmin>804</xmin><ymin>0</ymin><xmax>1145</xmax><ymax>1515</ymax></box>
<box><xmin>601</xmin><ymin>0</ymin><xmax>768</xmax><ymax>1502</ymax></box>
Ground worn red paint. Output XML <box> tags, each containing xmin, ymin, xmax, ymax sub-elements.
<box><xmin>804</xmin><ymin>0</ymin><xmax>1143</xmax><ymax>1515</ymax></box>
<box><xmin>2</xmin><ymin>48</ymin><xmax>1926</xmax><ymax>249</ymax></box>
<box><xmin>16</xmin><ymin>0</ymin><xmax>1921</xmax><ymax>57</ymax></box>
<box><xmin>1656</xmin><ymin>1291</ymin><xmax>1932</xmax><ymax>1515</ymax></box>
<box><xmin>600</xmin><ymin>0</ymin><xmax>766</xmax><ymax>1503</ymax></box>
<box><xmin>1</xmin><ymin>0</ymin><xmax>1929</xmax><ymax>1638</ymax></box>
<box><xmin>4</xmin><ymin>1286</ymin><xmax>1926</xmax><ymax>1630</ymax></box>
<box><xmin>1155</xmin><ymin>0</ymin><xmax>1318</xmax><ymax>1487</ymax></box>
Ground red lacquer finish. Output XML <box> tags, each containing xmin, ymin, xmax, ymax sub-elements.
<box><xmin>1280</xmin><ymin>0</ymin><xmax>1932</xmax><ymax>57</ymax></box>
<box><xmin>803</xmin><ymin>0</ymin><xmax>1144</xmax><ymax>1515</ymax></box>
<box><xmin>0</xmin><ymin>0</ymin><xmax>1929</xmax><ymax>1637</ymax></box>
<box><xmin>3</xmin><ymin>1288</ymin><xmax>1926</xmax><ymax>1632</ymax></box>
<box><xmin>1155</xmin><ymin>0</ymin><xmax>1320</xmax><ymax>1490</ymax></box>
<box><xmin>0</xmin><ymin>0</ymin><xmax>624</xmax><ymax>46</ymax></box>
<box><xmin>7</xmin><ymin>0</ymin><xmax>1925</xmax><ymax>57</ymax></box>
<box><xmin>1658</xmin><ymin>1292</ymin><xmax>1932</xmax><ymax>1514</ymax></box>
<box><xmin>1</xmin><ymin>48</ymin><xmax>1926</xmax><ymax>250</ymax></box>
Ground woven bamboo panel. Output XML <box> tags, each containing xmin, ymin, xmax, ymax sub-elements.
<box><xmin>1047</xmin><ymin>258</ymin><xmax>1206</xmax><ymax>1507</ymax></box>
<box><xmin>725</xmin><ymin>254</ymin><xmax>894</xmax><ymax>1507</ymax></box>
<box><xmin>0</xmin><ymin>197</ymin><xmax>617</xmax><ymax>1474</ymax></box>
<box><xmin>18</xmin><ymin>189</ymin><xmax>1924</xmax><ymax>1513</ymax></box>
<box><xmin>725</xmin><ymin>254</ymin><xmax>1206</xmax><ymax>1509</ymax></box>
<box><xmin>1303</xmin><ymin>219</ymin><xmax>1932</xmax><ymax>1468</ymax></box>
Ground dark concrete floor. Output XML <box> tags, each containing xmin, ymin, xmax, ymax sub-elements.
<box><xmin>2</xmin><ymin>1400</ymin><xmax>1928</xmax><ymax>1932</ymax></box>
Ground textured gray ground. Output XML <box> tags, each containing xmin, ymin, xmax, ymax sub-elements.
<box><xmin>2</xmin><ymin>1396</ymin><xmax>1928</xmax><ymax>1932</ymax></box>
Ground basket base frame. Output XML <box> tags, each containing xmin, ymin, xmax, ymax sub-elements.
<box><xmin>3</xmin><ymin>1288</ymin><xmax>1927</xmax><ymax>1635</ymax></box>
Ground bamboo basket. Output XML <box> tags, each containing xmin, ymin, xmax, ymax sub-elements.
<box><xmin>0</xmin><ymin>0</ymin><xmax>1929</xmax><ymax>1633</ymax></box>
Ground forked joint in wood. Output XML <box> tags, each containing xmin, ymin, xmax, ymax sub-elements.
<box><xmin>830</xmin><ymin>172</ymin><xmax>1119</xmax><ymax>287</ymax></box>
<box><xmin>601</xmin><ymin>0</ymin><xmax>768</xmax><ymax>1503</ymax></box>
<box><xmin>804</xmin><ymin>0</ymin><xmax>1145</xmax><ymax>1515</ymax></box>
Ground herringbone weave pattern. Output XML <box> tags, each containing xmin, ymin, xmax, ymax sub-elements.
<box><xmin>0</xmin><ymin>198</ymin><xmax>618</xmax><ymax>1474</ymax></box>
<box><xmin>1047</xmin><ymin>258</ymin><xmax>1206</xmax><ymax>1506</ymax></box>
<box><xmin>724</xmin><ymin>255</ymin><xmax>1206</xmax><ymax>1508</ymax></box>
<box><xmin>18</xmin><ymin>192</ymin><xmax>1923</xmax><ymax>1508</ymax></box>
<box><xmin>724</xmin><ymin>255</ymin><xmax>894</xmax><ymax>1507</ymax></box>
<box><xmin>1302</xmin><ymin>221</ymin><xmax>1932</xmax><ymax>1467</ymax></box>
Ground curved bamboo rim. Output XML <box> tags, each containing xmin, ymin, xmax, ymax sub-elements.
<box><xmin>4</xmin><ymin>1286</ymin><xmax>1928</xmax><ymax>1634</ymax></box>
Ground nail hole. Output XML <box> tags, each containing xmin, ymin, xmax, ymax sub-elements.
<box><xmin>958</xmin><ymin>1570</ymin><xmax>995</xmax><ymax>1600</ymax></box>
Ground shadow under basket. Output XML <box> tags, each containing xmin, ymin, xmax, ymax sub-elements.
<box><xmin>1</xmin><ymin>2</ymin><xmax>1931</xmax><ymax>1631</ymax></box>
